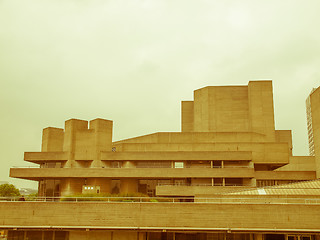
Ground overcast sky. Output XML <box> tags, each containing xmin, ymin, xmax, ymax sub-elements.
<box><xmin>0</xmin><ymin>0</ymin><xmax>319</xmax><ymax>189</ymax></box>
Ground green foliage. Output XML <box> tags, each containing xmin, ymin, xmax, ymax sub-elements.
<box><xmin>0</xmin><ymin>184</ymin><xmax>20</xmax><ymax>197</ymax></box>
<box><xmin>25</xmin><ymin>192</ymin><xmax>38</xmax><ymax>201</ymax></box>
<box><xmin>60</xmin><ymin>192</ymin><xmax>151</xmax><ymax>202</ymax></box>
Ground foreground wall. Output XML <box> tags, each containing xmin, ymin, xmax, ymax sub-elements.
<box><xmin>1</xmin><ymin>202</ymin><xmax>320</xmax><ymax>233</ymax></box>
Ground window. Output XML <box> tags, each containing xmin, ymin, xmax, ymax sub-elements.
<box><xmin>174</xmin><ymin>162</ymin><xmax>184</xmax><ymax>168</ymax></box>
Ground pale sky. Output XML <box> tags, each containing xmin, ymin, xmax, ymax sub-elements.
<box><xmin>0</xmin><ymin>0</ymin><xmax>319</xmax><ymax>189</ymax></box>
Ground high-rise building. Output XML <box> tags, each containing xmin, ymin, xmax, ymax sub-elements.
<box><xmin>307</xmin><ymin>86</ymin><xmax>320</xmax><ymax>178</ymax></box>
<box><xmin>306</xmin><ymin>88</ymin><xmax>317</xmax><ymax>156</ymax></box>
<box><xmin>2</xmin><ymin>81</ymin><xmax>320</xmax><ymax>240</ymax></box>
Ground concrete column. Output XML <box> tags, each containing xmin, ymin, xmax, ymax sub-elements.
<box><xmin>60</xmin><ymin>178</ymin><xmax>85</xmax><ymax>196</ymax></box>
<box><xmin>254</xmin><ymin>234</ymin><xmax>263</xmax><ymax>240</ymax></box>
<box><xmin>118</xmin><ymin>161</ymin><xmax>137</xmax><ymax>193</ymax></box>
<box><xmin>89</xmin><ymin>119</ymin><xmax>113</xmax><ymax>168</ymax></box>
<box><xmin>87</xmin><ymin>119</ymin><xmax>113</xmax><ymax>191</ymax></box>
<box><xmin>113</xmin><ymin>231</ymin><xmax>137</xmax><ymax>240</ymax></box>
<box><xmin>86</xmin><ymin>178</ymin><xmax>112</xmax><ymax>194</ymax></box>
<box><xmin>63</xmin><ymin>119</ymin><xmax>88</xmax><ymax>168</ymax></box>
<box><xmin>138</xmin><ymin>232</ymin><xmax>146</xmax><ymax>240</ymax></box>
<box><xmin>120</xmin><ymin>179</ymin><xmax>138</xmax><ymax>193</ymax></box>
<box><xmin>122</xmin><ymin>161</ymin><xmax>136</xmax><ymax>168</ymax></box>
<box><xmin>243</xmin><ymin>178</ymin><xmax>256</xmax><ymax>187</ymax></box>
<box><xmin>69</xmin><ymin>231</ymin><xmax>112</xmax><ymax>240</ymax></box>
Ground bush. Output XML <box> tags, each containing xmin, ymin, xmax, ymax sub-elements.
<box><xmin>0</xmin><ymin>184</ymin><xmax>20</xmax><ymax>197</ymax></box>
<box><xmin>60</xmin><ymin>192</ymin><xmax>150</xmax><ymax>202</ymax></box>
<box><xmin>25</xmin><ymin>193</ymin><xmax>38</xmax><ymax>201</ymax></box>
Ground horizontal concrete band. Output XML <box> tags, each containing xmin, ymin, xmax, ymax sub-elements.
<box><xmin>255</xmin><ymin>171</ymin><xmax>316</xmax><ymax>180</ymax></box>
<box><xmin>115</xmin><ymin>143</ymin><xmax>290</xmax><ymax>164</ymax></box>
<box><xmin>10</xmin><ymin>168</ymin><xmax>255</xmax><ymax>180</ymax></box>
<box><xmin>10</xmin><ymin>168</ymin><xmax>315</xmax><ymax>181</ymax></box>
<box><xmin>0</xmin><ymin>202</ymin><xmax>320</xmax><ymax>231</ymax></box>
<box><xmin>100</xmin><ymin>151</ymin><xmax>252</xmax><ymax>161</ymax></box>
<box><xmin>1</xmin><ymin>226</ymin><xmax>320</xmax><ymax>234</ymax></box>
<box><xmin>24</xmin><ymin>152</ymin><xmax>68</xmax><ymax>163</ymax></box>
<box><xmin>24</xmin><ymin>151</ymin><xmax>253</xmax><ymax>163</ymax></box>
<box><xmin>113</xmin><ymin>132</ymin><xmax>268</xmax><ymax>145</ymax></box>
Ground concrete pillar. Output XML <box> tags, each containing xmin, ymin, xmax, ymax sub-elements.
<box><xmin>60</xmin><ymin>178</ymin><xmax>85</xmax><ymax>196</ymax></box>
<box><xmin>120</xmin><ymin>179</ymin><xmax>138</xmax><ymax>193</ymax></box>
<box><xmin>138</xmin><ymin>232</ymin><xmax>146</xmax><ymax>240</ymax></box>
<box><xmin>69</xmin><ymin>231</ymin><xmax>112</xmax><ymax>240</ymax></box>
<box><xmin>254</xmin><ymin>234</ymin><xmax>263</xmax><ymax>240</ymax></box>
<box><xmin>89</xmin><ymin>119</ymin><xmax>113</xmax><ymax>168</ymax></box>
<box><xmin>41</xmin><ymin>127</ymin><xmax>64</xmax><ymax>152</ymax></box>
<box><xmin>87</xmin><ymin>119</ymin><xmax>113</xmax><ymax>190</ymax></box>
<box><xmin>113</xmin><ymin>231</ymin><xmax>137</xmax><ymax>240</ymax></box>
<box><xmin>122</xmin><ymin>161</ymin><xmax>136</xmax><ymax>168</ymax></box>
<box><xmin>63</xmin><ymin>119</ymin><xmax>88</xmax><ymax>168</ymax></box>
<box><xmin>243</xmin><ymin>178</ymin><xmax>256</xmax><ymax>187</ymax></box>
<box><xmin>86</xmin><ymin>178</ymin><xmax>112</xmax><ymax>194</ymax></box>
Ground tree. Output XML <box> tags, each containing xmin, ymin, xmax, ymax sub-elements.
<box><xmin>0</xmin><ymin>184</ymin><xmax>20</xmax><ymax>197</ymax></box>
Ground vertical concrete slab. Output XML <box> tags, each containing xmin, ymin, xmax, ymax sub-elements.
<box><xmin>90</xmin><ymin>119</ymin><xmax>113</xmax><ymax>168</ymax></box>
<box><xmin>181</xmin><ymin>101</ymin><xmax>194</xmax><ymax>132</ymax></box>
<box><xmin>194</xmin><ymin>87</ymin><xmax>210</xmax><ymax>132</ymax></box>
<box><xmin>63</xmin><ymin>119</ymin><xmax>88</xmax><ymax>168</ymax></box>
<box><xmin>41</xmin><ymin>127</ymin><xmax>64</xmax><ymax>152</ymax></box>
<box><xmin>248</xmin><ymin>81</ymin><xmax>276</xmax><ymax>142</ymax></box>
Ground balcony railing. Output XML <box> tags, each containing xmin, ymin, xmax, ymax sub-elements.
<box><xmin>156</xmin><ymin>183</ymin><xmax>252</xmax><ymax>187</ymax></box>
<box><xmin>12</xmin><ymin>165</ymin><xmax>251</xmax><ymax>169</ymax></box>
<box><xmin>1</xmin><ymin>196</ymin><xmax>320</xmax><ymax>205</ymax></box>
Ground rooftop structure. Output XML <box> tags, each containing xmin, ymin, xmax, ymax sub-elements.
<box><xmin>2</xmin><ymin>81</ymin><xmax>320</xmax><ymax>240</ymax></box>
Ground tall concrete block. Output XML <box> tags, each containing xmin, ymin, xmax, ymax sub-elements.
<box><xmin>63</xmin><ymin>119</ymin><xmax>89</xmax><ymax>168</ymax></box>
<box><xmin>41</xmin><ymin>127</ymin><xmax>64</xmax><ymax>152</ymax></box>
<box><xmin>89</xmin><ymin>119</ymin><xmax>113</xmax><ymax>168</ymax></box>
<box><xmin>275</xmin><ymin>130</ymin><xmax>293</xmax><ymax>156</ymax></box>
<box><xmin>194</xmin><ymin>87</ymin><xmax>210</xmax><ymax>132</ymax></box>
<box><xmin>194</xmin><ymin>86</ymin><xmax>250</xmax><ymax>132</ymax></box>
<box><xmin>181</xmin><ymin>101</ymin><xmax>194</xmax><ymax>132</ymax></box>
<box><xmin>248</xmin><ymin>81</ymin><xmax>276</xmax><ymax>141</ymax></box>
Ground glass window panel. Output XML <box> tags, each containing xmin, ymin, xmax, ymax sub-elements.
<box><xmin>174</xmin><ymin>162</ymin><xmax>184</xmax><ymax>168</ymax></box>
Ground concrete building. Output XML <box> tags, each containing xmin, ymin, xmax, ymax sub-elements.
<box><xmin>306</xmin><ymin>88</ymin><xmax>317</xmax><ymax>156</ymax></box>
<box><xmin>1</xmin><ymin>81</ymin><xmax>320</xmax><ymax>240</ymax></box>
